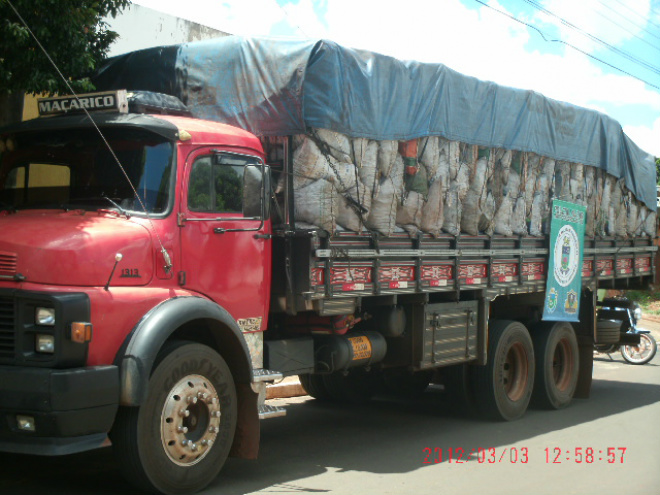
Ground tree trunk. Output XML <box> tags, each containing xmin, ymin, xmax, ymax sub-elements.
<box><xmin>0</xmin><ymin>91</ymin><xmax>24</xmax><ymax>128</ymax></box>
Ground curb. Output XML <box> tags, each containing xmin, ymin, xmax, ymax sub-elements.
<box><xmin>266</xmin><ymin>377</ymin><xmax>306</xmax><ymax>399</ymax></box>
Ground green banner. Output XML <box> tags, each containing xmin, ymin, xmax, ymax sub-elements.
<box><xmin>543</xmin><ymin>200</ymin><xmax>587</xmax><ymax>322</ymax></box>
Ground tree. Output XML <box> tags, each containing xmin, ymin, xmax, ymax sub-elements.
<box><xmin>0</xmin><ymin>0</ymin><xmax>129</xmax><ymax>125</ymax></box>
<box><xmin>656</xmin><ymin>157</ymin><xmax>660</xmax><ymax>186</ymax></box>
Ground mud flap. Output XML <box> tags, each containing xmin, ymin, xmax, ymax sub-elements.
<box><xmin>574</xmin><ymin>335</ymin><xmax>594</xmax><ymax>399</ymax></box>
<box><xmin>230</xmin><ymin>383</ymin><xmax>260</xmax><ymax>459</ymax></box>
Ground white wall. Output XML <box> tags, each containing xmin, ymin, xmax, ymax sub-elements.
<box><xmin>106</xmin><ymin>4</ymin><xmax>229</xmax><ymax>56</ymax></box>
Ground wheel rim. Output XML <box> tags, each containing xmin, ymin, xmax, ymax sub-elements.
<box><xmin>160</xmin><ymin>374</ymin><xmax>222</xmax><ymax>466</ymax></box>
<box><xmin>552</xmin><ymin>338</ymin><xmax>574</xmax><ymax>392</ymax></box>
<box><xmin>623</xmin><ymin>335</ymin><xmax>654</xmax><ymax>363</ymax></box>
<box><xmin>502</xmin><ymin>342</ymin><xmax>529</xmax><ymax>401</ymax></box>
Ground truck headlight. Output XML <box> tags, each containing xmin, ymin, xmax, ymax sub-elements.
<box><xmin>35</xmin><ymin>307</ymin><xmax>56</xmax><ymax>326</ymax></box>
<box><xmin>634</xmin><ymin>306</ymin><xmax>642</xmax><ymax>321</ymax></box>
<box><xmin>36</xmin><ymin>334</ymin><xmax>55</xmax><ymax>353</ymax></box>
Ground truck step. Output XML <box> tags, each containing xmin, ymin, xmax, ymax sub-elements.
<box><xmin>252</xmin><ymin>369</ymin><xmax>284</xmax><ymax>383</ymax></box>
<box><xmin>258</xmin><ymin>404</ymin><xmax>287</xmax><ymax>420</ymax></box>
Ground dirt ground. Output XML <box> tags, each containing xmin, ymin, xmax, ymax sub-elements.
<box><xmin>639</xmin><ymin>316</ymin><xmax>660</xmax><ymax>341</ymax></box>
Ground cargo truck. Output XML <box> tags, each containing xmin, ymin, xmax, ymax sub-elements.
<box><xmin>0</xmin><ymin>38</ymin><xmax>656</xmax><ymax>494</ymax></box>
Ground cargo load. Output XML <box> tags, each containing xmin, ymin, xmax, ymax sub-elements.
<box><xmin>94</xmin><ymin>36</ymin><xmax>657</xmax><ymax>240</ymax></box>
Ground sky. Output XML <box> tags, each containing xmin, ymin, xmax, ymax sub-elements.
<box><xmin>131</xmin><ymin>0</ymin><xmax>660</xmax><ymax>157</ymax></box>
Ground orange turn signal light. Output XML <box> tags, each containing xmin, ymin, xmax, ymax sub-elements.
<box><xmin>70</xmin><ymin>322</ymin><xmax>93</xmax><ymax>343</ymax></box>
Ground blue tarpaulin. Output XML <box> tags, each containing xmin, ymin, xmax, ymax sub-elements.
<box><xmin>93</xmin><ymin>36</ymin><xmax>657</xmax><ymax>210</ymax></box>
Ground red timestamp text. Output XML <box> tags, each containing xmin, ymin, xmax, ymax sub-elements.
<box><xmin>422</xmin><ymin>447</ymin><xmax>529</xmax><ymax>464</ymax></box>
<box><xmin>544</xmin><ymin>447</ymin><xmax>627</xmax><ymax>464</ymax></box>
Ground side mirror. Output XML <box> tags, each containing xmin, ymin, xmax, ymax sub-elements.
<box><xmin>243</xmin><ymin>164</ymin><xmax>270</xmax><ymax>219</ymax></box>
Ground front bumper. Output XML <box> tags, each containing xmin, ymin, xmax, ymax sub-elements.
<box><xmin>0</xmin><ymin>365</ymin><xmax>118</xmax><ymax>455</ymax></box>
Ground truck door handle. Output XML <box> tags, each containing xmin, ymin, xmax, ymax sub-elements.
<box><xmin>214</xmin><ymin>228</ymin><xmax>226</xmax><ymax>234</ymax></box>
<box><xmin>254</xmin><ymin>234</ymin><xmax>272</xmax><ymax>239</ymax></box>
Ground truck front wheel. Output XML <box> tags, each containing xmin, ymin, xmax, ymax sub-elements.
<box><xmin>472</xmin><ymin>320</ymin><xmax>534</xmax><ymax>421</ymax></box>
<box><xmin>111</xmin><ymin>342</ymin><xmax>237</xmax><ymax>495</ymax></box>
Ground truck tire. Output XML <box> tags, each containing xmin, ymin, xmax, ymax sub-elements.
<box><xmin>441</xmin><ymin>364</ymin><xmax>478</xmax><ymax>417</ymax></box>
<box><xmin>322</xmin><ymin>368</ymin><xmax>378</xmax><ymax>404</ymax></box>
<box><xmin>381</xmin><ymin>368</ymin><xmax>433</xmax><ymax>396</ymax></box>
<box><xmin>472</xmin><ymin>320</ymin><xmax>534</xmax><ymax>421</ymax></box>
<box><xmin>299</xmin><ymin>374</ymin><xmax>333</xmax><ymax>401</ymax></box>
<box><xmin>595</xmin><ymin>319</ymin><xmax>621</xmax><ymax>344</ymax></box>
<box><xmin>531</xmin><ymin>322</ymin><xmax>579</xmax><ymax>409</ymax></box>
<box><xmin>111</xmin><ymin>342</ymin><xmax>237</xmax><ymax>495</ymax></box>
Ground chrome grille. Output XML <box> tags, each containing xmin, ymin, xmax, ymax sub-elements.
<box><xmin>0</xmin><ymin>296</ymin><xmax>15</xmax><ymax>359</ymax></box>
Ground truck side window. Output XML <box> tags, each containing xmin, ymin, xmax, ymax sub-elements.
<box><xmin>188</xmin><ymin>156</ymin><xmax>244</xmax><ymax>213</ymax></box>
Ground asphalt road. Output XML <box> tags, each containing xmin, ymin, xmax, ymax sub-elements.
<box><xmin>1</xmin><ymin>324</ymin><xmax>658</xmax><ymax>495</ymax></box>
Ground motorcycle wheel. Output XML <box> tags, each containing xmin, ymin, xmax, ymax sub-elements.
<box><xmin>621</xmin><ymin>333</ymin><xmax>657</xmax><ymax>365</ymax></box>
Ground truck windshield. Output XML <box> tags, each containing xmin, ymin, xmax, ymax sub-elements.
<box><xmin>0</xmin><ymin>127</ymin><xmax>174</xmax><ymax>214</ymax></box>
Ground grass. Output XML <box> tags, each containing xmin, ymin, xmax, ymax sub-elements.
<box><xmin>624</xmin><ymin>290</ymin><xmax>660</xmax><ymax>316</ymax></box>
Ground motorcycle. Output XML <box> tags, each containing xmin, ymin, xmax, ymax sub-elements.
<box><xmin>595</xmin><ymin>297</ymin><xmax>658</xmax><ymax>365</ymax></box>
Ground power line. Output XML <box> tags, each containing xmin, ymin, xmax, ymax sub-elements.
<box><xmin>594</xmin><ymin>0</ymin><xmax>660</xmax><ymax>49</ymax></box>
<box><xmin>275</xmin><ymin>1</ymin><xmax>309</xmax><ymax>37</ymax></box>
<box><xmin>521</xmin><ymin>0</ymin><xmax>660</xmax><ymax>77</ymax></box>
<box><xmin>606</xmin><ymin>0</ymin><xmax>660</xmax><ymax>36</ymax></box>
<box><xmin>471</xmin><ymin>0</ymin><xmax>660</xmax><ymax>91</ymax></box>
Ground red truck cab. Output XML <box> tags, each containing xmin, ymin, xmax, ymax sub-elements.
<box><xmin>0</xmin><ymin>91</ymin><xmax>272</xmax><ymax>492</ymax></box>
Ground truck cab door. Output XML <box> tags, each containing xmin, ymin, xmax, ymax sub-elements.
<box><xmin>179</xmin><ymin>148</ymin><xmax>271</xmax><ymax>332</ymax></box>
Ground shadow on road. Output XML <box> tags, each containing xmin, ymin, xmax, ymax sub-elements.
<box><xmin>211</xmin><ymin>376</ymin><xmax>660</xmax><ymax>495</ymax></box>
<box><xmin>1</xmin><ymin>366</ymin><xmax>658</xmax><ymax>495</ymax></box>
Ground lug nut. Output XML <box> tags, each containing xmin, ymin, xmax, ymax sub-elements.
<box><xmin>181</xmin><ymin>439</ymin><xmax>188</xmax><ymax>446</ymax></box>
<box><xmin>209</xmin><ymin>426</ymin><xmax>218</xmax><ymax>433</ymax></box>
<box><xmin>179</xmin><ymin>409</ymin><xmax>190</xmax><ymax>417</ymax></box>
<box><xmin>210</xmin><ymin>397</ymin><xmax>218</xmax><ymax>405</ymax></box>
<box><xmin>201</xmin><ymin>439</ymin><xmax>213</xmax><ymax>447</ymax></box>
<box><xmin>190</xmin><ymin>443</ymin><xmax>197</xmax><ymax>452</ymax></box>
<box><xmin>213</xmin><ymin>411</ymin><xmax>221</xmax><ymax>418</ymax></box>
<box><xmin>177</xmin><ymin>426</ymin><xmax>188</xmax><ymax>433</ymax></box>
<box><xmin>198</xmin><ymin>392</ymin><xmax>208</xmax><ymax>400</ymax></box>
<box><xmin>187</xmin><ymin>396</ymin><xmax>198</xmax><ymax>404</ymax></box>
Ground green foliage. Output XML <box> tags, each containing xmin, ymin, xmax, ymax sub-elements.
<box><xmin>0</xmin><ymin>0</ymin><xmax>130</xmax><ymax>95</ymax></box>
<box><xmin>188</xmin><ymin>159</ymin><xmax>243</xmax><ymax>213</ymax></box>
<box><xmin>624</xmin><ymin>290</ymin><xmax>660</xmax><ymax>315</ymax></box>
<box><xmin>656</xmin><ymin>157</ymin><xmax>660</xmax><ymax>186</ymax></box>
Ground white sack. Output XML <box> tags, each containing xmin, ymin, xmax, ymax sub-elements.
<box><xmin>292</xmin><ymin>137</ymin><xmax>332</xmax><ymax>189</ymax></box>
<box><xmin>397</xmin><ymin>191</ymin><xmax>425</xmax><ymax>235</ymax></box>
<box><xmin>366</xmin><ymin>177</ymin><xmax>399</xmax><ymax>236</ymax></box>
<box><xmin>294</xmin><ymin>179</ymin><xmax>338</xmax><ymax>233</ymax></box>
<box><xmin>443</xmin><ymin>157</ymin><xmax>471</xmax><ymax>235</ymax></box>
<box><xmin>420</xmin><ymin>173</ymin><xmax>444</xmax><ymax>237</ymax></box>
<box><xmin>461</xmin><ymin>154</ymin><xmax>492</xmax><ymax>235</ymax></box>
<box><xmin>418</xmin><ymin>136</ymin><xmax>440</xmax><ymax>178</ymax></box>
<box><xmin>337</xmin><ymin>181</ymin><xmax>372</xmax><ymax>233</ymax></box>
<box><xmin>354</xmin><ymin>140</ymin><xmax>378</xmax><ymax>193</ymax></box>
<box><xmin>377</xmin><ymin>140</ymin><xmax>399</xmax><ymax>178</ymax></box>
<box><xmin>584</xmin><ymin>166</ymin><xmax>596</xmax><ymax>237</ymax></box>
<box><xmin>314</xmin><ymin>129</ymin><xmax>352</xmax><ymax>162</ymax></box>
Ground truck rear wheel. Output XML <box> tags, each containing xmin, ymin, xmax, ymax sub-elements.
<box><xmin>531</xmin><ymin>322</ymin><xmax>579</xmax><ymax>409</ymax></box>
<box><xmin>442</xmin><ymin>364</ymin><xmax>478</xmax><ymax>416</ymax></box>
<box><xmin>111</xmin><ymin>342</ymin><xmax>237</xmax><ymax>495</ymax></box>
<box><xmin>381</xmin><ymin>368</ymin><xmax>433</xmax><ymax>396</ymax></box>
<box><xmin>472</xmin><ymin>320</ymin><xmax>534</xmax><ymax>421</ymax></box>
<box><xmin>322</xmin><ymin>368</ymin><xmax>378</xmax><ymax>404</ymax></box>
<box><xmin>299</xmin><ymin>373</ymin><xmax>333</xmax><ymax>401</ymax></box>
